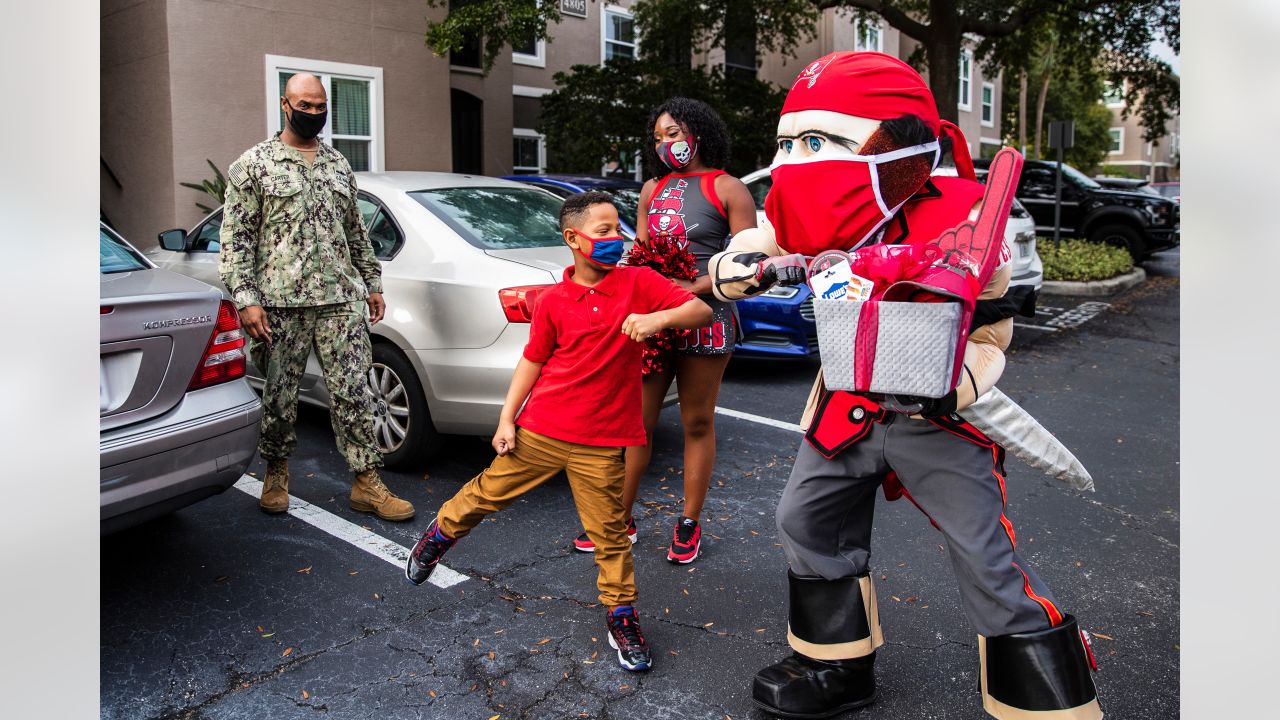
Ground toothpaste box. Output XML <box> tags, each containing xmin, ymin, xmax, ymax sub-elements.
<box><xmin>809</xmin><ymin>259</ymin><xmax>874</xmax><ymax>301</ymax></box>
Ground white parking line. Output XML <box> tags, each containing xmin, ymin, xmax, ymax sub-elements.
<box><xmin>232</xmin><ymin>476</ymin><xmax>467</xmax><ymax>589</ymax></box>
<box><xmin>1014</xmin><ymin>322</ymin><xmax>1058</xmax><ymax>332</ymax></box>
<box><xmin>715</xmin><ymin>406</ymin><xmax>803</xmax><ymax>434</ymax></box>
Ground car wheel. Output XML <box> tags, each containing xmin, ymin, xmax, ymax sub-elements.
<box><xmin>369</xmin><ymin>343</ymin><xmax>439</xmax><ymax>469</ymax></box>
<box><xmin>1088</xmin><ymin>223</ymin><xmax>1145</xmax><ymax>262</ymax></box>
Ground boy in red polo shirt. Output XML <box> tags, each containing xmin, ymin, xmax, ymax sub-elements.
<box><xmin>405</xmin><ymin>191</ymin><xmax>712</xmax><ymax>672</ymax></box>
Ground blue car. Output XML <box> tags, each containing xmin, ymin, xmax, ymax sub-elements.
<box><xmin>505</xmin><ymin>173</ymin><xmax>815</xmax><ymax>360</ymax></box>
<box><xmin>502</xmin><ymin>174</ymin><xmax>644</xmax><ymax>240</ymax></box>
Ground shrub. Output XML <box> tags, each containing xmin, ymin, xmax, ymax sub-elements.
<box><xmin>1039</xmin><ymin>238</ymin><xmax>1134</xmax><ymax>282</ymax></box>
<box><xmin>180</xmin><ymin>159</ymin><xmax>228</xmax><ymax>214</ymax></box>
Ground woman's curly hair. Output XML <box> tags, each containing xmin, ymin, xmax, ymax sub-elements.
<box><xmin>644</xmin><ymin>97</ymin><xmax>731</xmax><ymax>175</ymax></box>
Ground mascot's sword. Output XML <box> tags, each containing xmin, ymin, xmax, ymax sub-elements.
<box><xmin>958</xmin><ymin>387</ymin><xmax>1094</xmax><ymax>492</ymax></box>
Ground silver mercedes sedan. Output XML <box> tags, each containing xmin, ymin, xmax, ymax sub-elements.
<box><xmin>100</xmin><ymin>223</ymin><xmax>262</xmax><ymax>533</ymax></box>
<box><xmin>148</xmin><ymin>172</ymin><xmax>576</xmax><ymax>469</ymax></box>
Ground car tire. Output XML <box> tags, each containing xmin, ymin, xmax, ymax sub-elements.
<box><xmin>1089</xmin><ymin>223</ymin><xmax>1145</xmax><ymax>262</ymax></box>
<box><xmin>369</xmin><ymin>342</ymin><xmax>439</xmax><ymax>470</ymax></box>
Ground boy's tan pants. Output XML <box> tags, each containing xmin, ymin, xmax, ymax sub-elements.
<box><xmin>436</xmin><ymin>427</ymin><xmax>636</xmax><ymax>607</ymax></box>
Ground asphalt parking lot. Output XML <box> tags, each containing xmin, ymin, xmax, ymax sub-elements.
<box><xmin>102</xmin><ymin>250</ymin><xmax>1180</xmax><ymax>720</ymax></box>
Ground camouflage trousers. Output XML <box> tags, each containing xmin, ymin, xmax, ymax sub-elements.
<box><xmin>249</xmin><ymin>301</ymin><xmax>382</xmax><ymax>473</ymax></box>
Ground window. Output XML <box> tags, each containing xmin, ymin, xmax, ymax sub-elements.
<box><xmin>512</xmin><ymin>129</ymin><xmax>545</xmax><ymax>174</ymax></box>
<box><xmin>1109</xmin><ymin>128</ymin><xmax>1124</xmax><ymax>154</ymax></box>
<box><xmin>980</xmin><ymin>82</ymin><xmax>995</xmax><ymax>127</ymax></box>
<box><xmin>99</xmin><ymin>226</ymin><xmax>150</xmax><ymax>274</ymax></box>
<box><xmin>357</xmin><ymin>193</ymin><xmax>405</xmax><ymax>259</ymax></box>
<box><xmin>854</xmin><ymin>19</ymin><xmax>883</xmax><ymax>52</ymax></box>
<box><xmin>512</xmin><ymin>27</ymin><xmax>546</xmax><ymax>67</ymax></box>
<box><xmin>186</xmin><ymin>201</ymin><xmax>399</xmax><ymax>260</ymax></box>
<box><xmin>193</xmin><ymin>210</ymin><xmax>224</xmax><ymax>253</ymax></box>
<box><xmin>266</xmin><ymin>55</ymin><xmax>384</xmax><ymax>172</ymax></box>
<box><xmin>745</xmin><ymin>174</ymin><xmax>773</xmax><ymax>211</ymax></box>
<box><xmin>957</xmin><ymin>50</ymin><xmax>973</xmax><ymax>111</ymax></box>
<box><xmin>602</xmin><ymin>5</ymin><xmax>637</xmax><ymax>61</ymax></box>
<box><xmin>1103</xmin><ymin>81</ymin><xmax>1124</xmax><ymax>107</ymax></box>
<box><xmin>410</xmin><ymin>187</ymin><xmax>567</xmax><ymax>250</ymax></box>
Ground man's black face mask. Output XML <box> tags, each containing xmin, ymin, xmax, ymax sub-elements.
<box><xmin>284</xmin><ymin>99</ymin><xmax>327</xmax><ymax>140</ymax></box>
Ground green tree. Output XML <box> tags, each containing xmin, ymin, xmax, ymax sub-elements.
<box><xmin>422</xmin><ymin>0</ymin><xmax>1178</xmax><ymax>158</ymax></box>
<box><xmin>423</xmin><ymin>1</ymin><xmax>811</xmax><ymax>177</ymax></box>
<box><xmin>822</xmin><ymin>1</ymin><xmax>1177</xmax><ymax>144</ymax></box>
<box><xmin>1000</xmin><ymin>45</ymin><xmax>1114</xmax><ymax>172</ymax></box>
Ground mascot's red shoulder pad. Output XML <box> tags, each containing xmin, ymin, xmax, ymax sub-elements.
<box><xmin>883</xmin><ymin>175</ymin><xmax>985</xmax><ymax>248</ymax></box>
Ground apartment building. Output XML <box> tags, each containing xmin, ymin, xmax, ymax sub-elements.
<box><xmin>1100</xmin><ymin>81</ymin><xmax>1180</xmax><ymax>181</ymax></box>
<box><xmin>100</xmin><ymin>0</ymin><xmax>1001</xmax><ymax>246</ymax></box>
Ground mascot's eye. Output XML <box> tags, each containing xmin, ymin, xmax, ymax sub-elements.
<box><xmin>804</xmin><ymin>135</ymin><xmax>825</xmax><ymax>153</ymax></box>
<box><xmin>779</xmin><ymin>139</ymin><xmax>794</xmax><ymax>153</ymax></box>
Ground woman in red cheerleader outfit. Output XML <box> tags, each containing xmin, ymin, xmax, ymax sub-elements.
<box><xmin>571</xmin><ymin>97</ymin><xmax>757</xmax><ymax>564</ymax></box>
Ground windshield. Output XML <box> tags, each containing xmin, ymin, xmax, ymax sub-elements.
<box><xmin>1153</xmin><ymin>184</ymin><xmax>1180</xmax><ymax>199</ymax></box>
<box><xmin>1059</xmin><ymin>163</ymin><xmax>1102</xmax><ymax>189</ymax></box>
<box><xmin>99</xmin><ymin>226</ymin><xmax>150</xmax><ymax>274</ymax></box>
<box><xmin>608</xmin><ymin>188</ymin><xmax>641</xmax><ymax>229</ymax></box>
<box><xmin>410</xmin><ymin>187</ymin><xmax>566</xmax><ymax>249</ymax></box>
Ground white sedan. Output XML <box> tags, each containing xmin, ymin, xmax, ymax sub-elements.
<box><xmin>148</xmin><ymin>172</ymin><xmax>573</xmax><ymax>469</ymax></box>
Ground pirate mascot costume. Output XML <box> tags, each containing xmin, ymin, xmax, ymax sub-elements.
<box><xmin>710</xmin><ymin>52</ymin><xmax>1103</xmax><ymax>720</ymax></box>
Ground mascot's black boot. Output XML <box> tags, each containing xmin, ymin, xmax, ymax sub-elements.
<box><xmin>752</xmin><ymin>571</ymin><xmax>882</xmax><ymax>719</ymax></box>
<box><xmin>979</xmin><ymin>615</ymin><xmax>1103</xmax><ymax>719</ymax></box>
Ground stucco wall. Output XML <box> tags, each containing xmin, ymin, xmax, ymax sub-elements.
<box><xmin>101</xmin><ymin>0</ymin><xmax>175</xmax><ymax>246</ymax></box>
<box><xmin>102</xmin><ymin>0</ymin><xmax>455</xmax><ymax>248</ymax></box>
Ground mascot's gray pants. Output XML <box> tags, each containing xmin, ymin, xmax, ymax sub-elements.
<box><xmin>776</xmin><ymin>412</ymin><xmax>1064</xmax><ymax>639</ymax></box>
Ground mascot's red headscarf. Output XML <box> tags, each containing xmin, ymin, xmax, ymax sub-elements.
<box><xmin>781</xmin><ymin>51</ymin><xmax>974</xmax><ymax>180</ymax></box>
<box><xmin>765</xmin><ymin>52</ymin><xmax>977</xmax><ymax>258</ymax></box>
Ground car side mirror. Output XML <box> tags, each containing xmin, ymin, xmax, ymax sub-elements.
<box><xmin>158</xmin><ymin>228</ymin><xmax>190</xmax><ymax>252</ymax></box>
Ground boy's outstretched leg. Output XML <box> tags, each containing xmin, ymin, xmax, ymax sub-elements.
<box><xmin>404</xmin><ymin>427</ymin><xmax>564</xmax><ymax>586</ymax></box>
<box><xmin>405</xmin><ymin>519</ymin><xmax>455</xmax><ymax>585</ymax></box>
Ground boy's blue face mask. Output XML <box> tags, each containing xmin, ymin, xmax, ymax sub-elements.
<box><xmin>571</xmin><ymin>229</ymin><xmax>625</xmax><ymax>268</ymax></box>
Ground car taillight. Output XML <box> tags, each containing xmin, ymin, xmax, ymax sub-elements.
<box><xmin>189</xmin><ymin>299</ymin><xmax>247</xmax><ymax>390</ymax></box>
<box><xmin>499</xmin><ymin>285</ymin><xmax>551</xmax><ymax>323</ymax></box>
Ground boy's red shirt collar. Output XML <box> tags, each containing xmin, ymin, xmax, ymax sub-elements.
<box><xmin>562</xmin><ymin>265</ymin><xmax>619</xmax><ymax>298</ymax></box>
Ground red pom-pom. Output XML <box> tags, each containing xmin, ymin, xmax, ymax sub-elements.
<box><xmin>624</xmin><ymin>236</ymin><xmax>699</xmax><ymax>376</ymax></box>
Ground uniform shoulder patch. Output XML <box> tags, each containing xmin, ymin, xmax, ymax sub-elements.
<box><xmin>228</xmin><ymin>158</ymin><xmax>253</xmax><ymax>189</ymax></box>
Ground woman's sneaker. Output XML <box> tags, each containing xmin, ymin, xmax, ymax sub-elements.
<box><xmin>606</xmin><ymin>606</ymin><xmax>652</xmax><ymax>672</ymax></box>
<box><xmin>405</xmin><ymin>519</ymin><xmax>455</xmax><ymax>585</ymax></box>
<box><xmin>667</xmin><ymin>516</ymin><xmax>701</xmax><ymax>564</ymax></box>
<box><xmin>573</xmin><ymin>517</ymin><xmax>638</xmax><ymax>553</ymax></box>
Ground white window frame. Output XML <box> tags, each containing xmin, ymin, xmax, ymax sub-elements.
<box><xmin>1108</xmin><ymin>127</ymin><xmax>1124</xmax><ymax>155</ymax></box>
<box><xmin>854</xmin><ymin>18</ymin><xmax>883</xmax><ymax>52</ymax></box>
<box><xmin>513</xmin><ymin>37</ymin><xmax>546</xmax><ymax>67</ymax></box>
<box><xmin>980</xmin><ymin>81</ymin><xmax>995</xmax><ymax>127</ymax></box>
<box><xmin>264</xmin><ymin>54</ymin><xmax>385</xmax><ymax>172</ymax></box>
<box><xmin>1103</xmin><ymin>80</ymin><xmax>1125</xmax><ymax>108</ymax></box>
<box><xmin>601</xmin><ymin>4</ymin><xmax>638</xmax><ymax>63</ymax></box>
<box><xmin>512</xmin><ymin>128</ymin><xmax>546</xmax><ymax>174</ymax></box>
<box><xmin>957</xmin><ymin>49</ymin><xmax>973</xmax><ymax>111</ymax></box>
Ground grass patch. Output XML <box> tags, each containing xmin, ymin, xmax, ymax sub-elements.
<box><xmin>1040</xmin><ymin>238</ymin><xmax>1134</xmax><ymax>282</ymax></box>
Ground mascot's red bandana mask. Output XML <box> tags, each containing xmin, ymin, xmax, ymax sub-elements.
<box><xmin>765</xmin><ymin>51</ymin><xmax>975</xmax><ymax>257</ymax></box>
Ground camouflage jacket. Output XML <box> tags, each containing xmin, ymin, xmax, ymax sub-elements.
<box><xmin>219</xmin><ymin>134</ymin><xmax>382</xmax><ymax>309</ymax></box>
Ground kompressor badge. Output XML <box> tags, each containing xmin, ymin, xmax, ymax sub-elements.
<box><xmin>143</xmin><ymin>315</ymin><xmax>212</xmax><ymax>330</ymax></box>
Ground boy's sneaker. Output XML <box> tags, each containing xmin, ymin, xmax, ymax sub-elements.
<box><xmin>405</xmin><ymin>519</ymin><xmax>455</xmax><ymax>586</ymax></box>
<box><xmin>606</xmin><ymin>606</ymin><xmax>652</xmax><ymax>672</ymax></box>
<box><xmin>667</xmin><ymin>516</ymin><xmax>701</xmax><ymax>564</ymax></box>
<box><xmin>573</xmin><ymin>516</ymin><xmax>638</xmax><ymax>553</ymax></box>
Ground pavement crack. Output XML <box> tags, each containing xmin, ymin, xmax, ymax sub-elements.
<box><xmin>1047</xmin><ymin>482</ymin><xmax>1179</xmax><ymax>549</ymax></box>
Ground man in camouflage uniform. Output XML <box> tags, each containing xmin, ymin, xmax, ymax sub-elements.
<box><xmin>219</xmin><ymin>72</ymin><xmax>414</xmax><ymax>521</ymax></box>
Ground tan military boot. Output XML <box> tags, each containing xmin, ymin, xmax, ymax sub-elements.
<box><xmin>260</xmin><ymin>459</ymin><xmax>290</xmax><ymax>514</ymax></box>
<box><xmin>350</xmin><ymin>469</ymin><xmax>415</xmax><ymax>522</ymax></box>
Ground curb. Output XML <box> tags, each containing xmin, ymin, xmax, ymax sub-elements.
<box><xmin>1041</xmin><ymin>267</ymin><xmax>1146</xmax><ymax>297</ymax></box>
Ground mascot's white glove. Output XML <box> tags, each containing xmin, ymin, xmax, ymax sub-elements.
<box><xmin>710</xmin><ymin>226</ymin><xmax>806</xmax><ymax>301</ymax></box>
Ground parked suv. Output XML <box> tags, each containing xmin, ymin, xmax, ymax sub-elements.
<box><xmin>973</xmin><ymin>158</ymin><xmax>1179</xmax><ymax>261</ymax></box>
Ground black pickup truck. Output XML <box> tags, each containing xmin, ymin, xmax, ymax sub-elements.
<box><xmin>973</xmin><ymin>158</ymin><xmax>1179</xmax><ymax>261</ymax></box>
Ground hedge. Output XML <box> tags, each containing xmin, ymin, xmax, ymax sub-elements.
<box><xmin>1039</xmin><ymin>238</ymin><xmax>1134</xmax><ymax>282</ymax></box>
